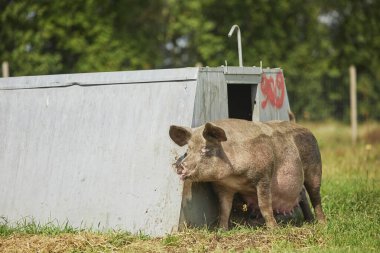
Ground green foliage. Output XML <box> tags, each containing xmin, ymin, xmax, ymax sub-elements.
<box><xmin>317</xmin><ymin>0</ymin><xmax>380</xmax><ymax>121</ymax></box>
<box><xmin>0</xmin><ymin>0</ymin><xmax>379</xmax><ymax>120</ymax></box>
<box><xmin>0</xmin><ymin>0</ymin><xmax>164</xmax><ymax>74</ymax></box>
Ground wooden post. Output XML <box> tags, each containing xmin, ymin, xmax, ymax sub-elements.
<box><xmin>2</xmin><ymin>61</ymin><xmax>9</xmax><ymax>77</ymax></box>
<box><xmin>349</xmin><ymin>65</ymin><xmax>357</xmax><ymax>145</ymax></box>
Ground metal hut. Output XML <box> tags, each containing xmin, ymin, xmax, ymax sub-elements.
<box><xmin>0</xmin><ymin>66</ymin><xmax>291</xmax><ymax>236</ymax></box>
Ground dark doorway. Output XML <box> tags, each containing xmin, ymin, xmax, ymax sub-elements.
<box><xmin>227</xmin><ymin>84</ymin><xmax>254</xmax><ymax>120</ymax></box>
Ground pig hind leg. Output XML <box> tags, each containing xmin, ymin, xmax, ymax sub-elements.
<box><xmin>303</xmin><ymin>165</ymin><xmax>326</xmax><ymax>223</ymax></box>
<box><xmin>295</xmin><ymin>131</ymin><xmax>326</xmax><ymax>223</ymax></box>
<box><xmin>299</xmin><ymin>186</ymin><xmax>314</xmax><ymax>222</ymax></box>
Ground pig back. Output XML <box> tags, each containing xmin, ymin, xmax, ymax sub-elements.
<box><xmin>204</xmin><ymin>119</ymin><xmax>276</xmax><ymax>142</ymax></box>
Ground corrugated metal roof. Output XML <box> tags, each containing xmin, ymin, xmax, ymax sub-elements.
<box><xmin>0</xmin><ymin>67</ymin><xmax>199</xmax><ymax>90</ymax></box>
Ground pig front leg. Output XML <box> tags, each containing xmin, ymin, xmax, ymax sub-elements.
<box><xmin>213</xmin><ymin>185</ymin><xmax>235</xmax><ymax>230</ymax></box>
<box><xmin>182</xmin><ymin>180</ymin><xmax>193</xmax><ymax>204</ymax></box>
<box><xmin>257</xmin><ymin>180</ymin><xmax>277</xmax><ymax>228</ymax></box>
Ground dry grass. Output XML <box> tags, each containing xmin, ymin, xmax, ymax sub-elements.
<box><xmin>1</xmin><ymin>121</ymin><xmax>379</xmax><ymax>252</ymax></box>
<box><xmin>0</xmin><ymin>233</ymin><xmax>108</xmax><ymax>253</ymax></box>
<box><xmin>0</xmin><ymin>226</ymin><xmax>328</xmax><ymax>253</ymax></box>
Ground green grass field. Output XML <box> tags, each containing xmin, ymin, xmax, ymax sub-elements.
<box><xmin>1</xmin><ymin>121</ymin><xmax>379</xmax><ymax>252</ymax></box>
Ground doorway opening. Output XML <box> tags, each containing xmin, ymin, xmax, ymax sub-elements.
<box><xmin>227</xmin><ymin>84</ymin><xmax>256</xmax><ymax>120</ymax></box>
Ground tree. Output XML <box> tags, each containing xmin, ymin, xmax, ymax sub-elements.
<box><xmin>0</xmin><ymin>0</ymin><xmax>165</xmax><ymax>75</ymax></box>
<box><xmin>318</xmin><ymin>0</ymin><xmax>380</xmax><ymax>120</ymax></box>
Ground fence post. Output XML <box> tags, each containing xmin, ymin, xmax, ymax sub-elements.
<box><xmin>2</xmin><ymin>61</ymin><xmax>9</xmax><ymax>77</ymax></box>
<box><xmin>349</xmin><ymin>65</ymin><xmax>357</xmax><ymax>145</ymax></box>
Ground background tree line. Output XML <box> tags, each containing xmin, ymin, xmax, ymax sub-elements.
<box><xmin>0</xmin><ymin>0</ymin><xmax>379</xmax><ymax>121</ymax></box>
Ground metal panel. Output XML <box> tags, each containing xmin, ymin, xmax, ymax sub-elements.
<box><xmin>252</xmin><ymin>68</ymin><xmax>290</xmax><ymax>121</ymax></box>
<box><xmin>223</xmin><ymin>66</ymin><xmax>262</xmax><ymax>75</ymax></box>
<box><xmin>224</xmin><ymin>66</ymin><xmax>262</xmax><ymax>84</ymax></box>
<box><xmin>178</xmin><ymin>68</ymin><xmax>228</xmax><ymax>229</ymax></box>
<box><xmin>192</xmin><ymin>67</ymin><xmax>229</xmax><ymax>127</ymax></box>
<box><xmin>224</xmin><ymin>74</ymin><xmax>261</xmax><ymax>84</ymax></box>
<box><xmin>0</xmin><ymin>73</ymin><xmax>198</xmax><ymax>236</ymax></box>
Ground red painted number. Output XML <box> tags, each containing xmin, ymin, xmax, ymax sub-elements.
<box><xmin>260</xmin><ymin>72</ymin><xmax>285</xmax><ymax>109</ymax></box>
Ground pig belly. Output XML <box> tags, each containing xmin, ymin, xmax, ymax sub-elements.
<box><xmin>241</xmin><ymin>166</ymin><xmax>303</xmax><ymax>213</ymax></box>
<box><xmin>271</xmin><ymin>165</ymin><xmax>304</xmax><ymax>213</ymax></box>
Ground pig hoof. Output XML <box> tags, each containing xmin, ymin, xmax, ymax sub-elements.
<box><xmin>266</xmin><ymin>221</ymin><xmax>278</xmax><ymax>229</ymax></box>
<box><xmin>218</xmin><ymin>226</ymin><xmax>229</xmax><ymax>231</ymax></box>
<box><xmin>317</xmin><ymin>217</ymin><xmax>327</xmax><ymax>224</ymax></box>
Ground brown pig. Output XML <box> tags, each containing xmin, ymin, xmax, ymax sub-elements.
<box><xmin>169</xmin><ymin>119</ymin><xmax>326</xmax><ymax>229</ymax></box>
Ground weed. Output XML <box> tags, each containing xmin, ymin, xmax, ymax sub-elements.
<box><xmin>161</xmin><ymin>234</ymin><xmax>180</xmax><ymax>246</ymax></box>
<box><xmin>106</xmin><ymin>231</ymin><xmax>134</xmax><ymax>247</ymax></box>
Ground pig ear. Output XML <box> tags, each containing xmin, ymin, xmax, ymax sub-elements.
<box><xmin>203</xmin><ymin>123</ymin><xmax>227</xmax><ymax>142</ymax></box>
<box><xmin>169</xmin><ymin>125</ymin><xmax>192</xmax><ymax>146</ymax></box>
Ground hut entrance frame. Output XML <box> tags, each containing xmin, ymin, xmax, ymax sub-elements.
<box><xmin>224</xmin><ymin>66</ymin><xmax>261</xmax><ymax>121</ymax></box>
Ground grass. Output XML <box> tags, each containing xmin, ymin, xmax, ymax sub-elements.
<box><xmin>1</xmin><ymin>121</ymin><xmax>379</xmax><ymax>252</ymax></box>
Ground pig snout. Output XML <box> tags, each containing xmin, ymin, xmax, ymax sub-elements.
<box><xmin>175</xmin><ymin>153</ymin><xmax>187</xmax><ymax>167</ymax></box>
<box><xmin>173</xmin><ymin>153</ymin><xmax>189</xmax><ymax>180</ymax></box>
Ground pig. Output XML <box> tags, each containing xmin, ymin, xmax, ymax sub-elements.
<box><xmin>169</xmin><ymin>119</ymin><xmax>326</xmax><ymax>229</ymax></box>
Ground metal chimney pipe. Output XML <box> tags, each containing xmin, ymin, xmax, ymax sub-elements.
<box><xmin>228</xmin><ymin>25</ymin><xmax>243</xmax><ymax>67</ymax></box>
